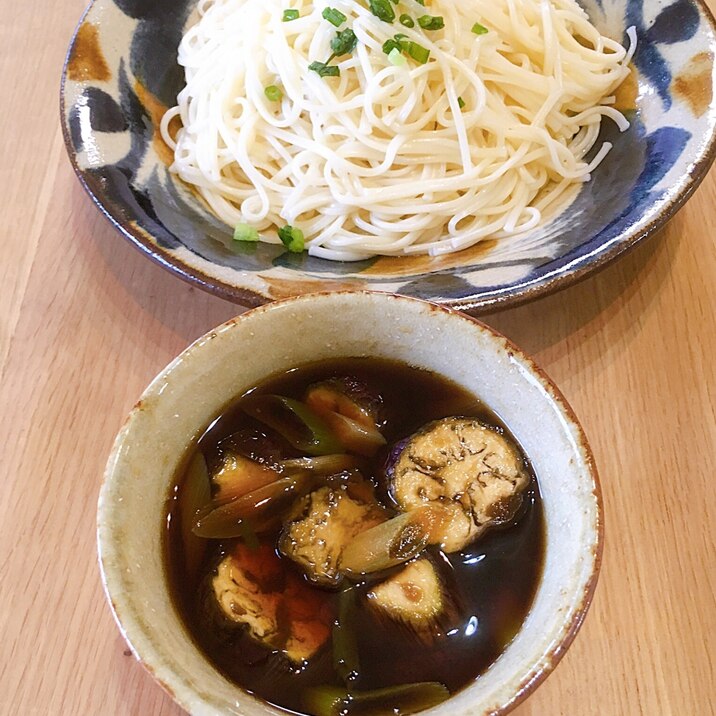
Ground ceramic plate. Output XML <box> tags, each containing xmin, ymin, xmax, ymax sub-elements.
<box><xmin>62</xmin><ymin>0</ymin><xmax>716</xmax><ymax>310</ymax></box>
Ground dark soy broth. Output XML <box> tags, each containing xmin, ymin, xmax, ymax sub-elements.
<box><xmin>165</xmin><ymin>358</ymin><xmax>545</xmax><ymax>715</ymax></box>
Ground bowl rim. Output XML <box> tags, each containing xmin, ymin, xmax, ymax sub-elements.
<box><xmin>97</xmin><ymin>290</ymin><xmax>604</xmax><ymax>716</ymax></box>
<box><xmin>61</xmin><ymin>0</ymin><xmax>716</xmax><ymax>313</ymax></box>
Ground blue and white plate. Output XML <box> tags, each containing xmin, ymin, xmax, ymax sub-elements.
<box><xmin>61</xmin><ymin>0</ymin><xmax>716</xmax><ymax>311</ymax></box>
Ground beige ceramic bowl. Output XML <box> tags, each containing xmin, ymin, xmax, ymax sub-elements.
<box><xmin>98</xmin><ymin>291</ymin><xmax>602</xmax><ymax>716</ymax></box>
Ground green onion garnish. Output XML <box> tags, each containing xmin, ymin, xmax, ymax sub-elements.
<box><xmin>407</xmin><ymin>41</ymin><xmax>430</xmax><ymax>64</ymax></box>
<box><xmin>457</xmin><ymin>96</ymin><xmax>465</xmax><ymax>109</ymax></box>
<box><xmin>282</xmin><ymin>8</ymin><xmax>299</xmax><ymax>21</ymax></box>
<box><xmin>399</xmin><ymin>13</ymin><xmax>414</xmax><ymax>27</ymax></box>
<box><xmin>233</xmin><ymin>223</ymin><xmax>259</xmax><ymax>242</ymax></box>
<box><xmin>278</xmin><ymin>225</ymin><xmax>305</xmax><ymax>253</ymax></box>
<box><xmin>322</xmin><ymin>7</ymin><xmax>347</xmax><ymax>27</ymax></box>
<box><xmin>369</xmin><ymin>0</ymin><xmax>396</xmax><ymax>23</ymax></box>
<box><xmin>308</xmin><ymin>60</ymin><xmax>340</xmax><ymax>77</ymax></box>
<box><xmin>471</xmin><ymin>22</ymin><xmax>488</xmax><ymax>34</ymax></box>
<box><xmin>382</xmin><ymin>37</ymin><xmax>402</xmax><ymax>55</ymax></box>
<box><xmin>264</xmin><ymin>85</ymin><xmax>283</xmax><ymax>101</ymax></box>
<box><xmin>415</xmin><ymin>0</ymin><xmax>425</xmax><ymax>5</ymax></box>
<box><xmin>417</xmin><ymin>15</ymin><xmax>444</xmax><ymax>30</ymax></box>
<box><xmin>382</xmin><ymin>33</ymin><xmax>409</xmax><ymax>55</ymax></box>
<box><xmin>330</xmin><ymin>28</ymin><xmax>357</xmax><ymax>56</ymax></box>
<box><xmin>388</xmin><ymin>47</ymin><xmax>407</xmax><ymax>66</ymax></box>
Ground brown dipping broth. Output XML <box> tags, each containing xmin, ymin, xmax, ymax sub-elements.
<box><xmin>165</xmin><ymin>358</ymin><xmax>545</xmax><ymax>715</ymax></box>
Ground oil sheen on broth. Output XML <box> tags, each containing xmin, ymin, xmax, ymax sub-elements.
<box><xmin>165</xmin><ymin>358</ymin><xmax>545</xmax><ymax>716</ymax></box>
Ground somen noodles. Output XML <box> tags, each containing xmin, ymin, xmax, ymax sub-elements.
<box><xmin>161</xmin><ymin>0</ymin><xmax>635</xmax><ymax>260</ymax></box>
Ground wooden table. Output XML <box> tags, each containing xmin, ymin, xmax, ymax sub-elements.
<box><xmin>2</xmin><ymin>2</ymin><xmax>715</xmax><ymax>714</ymax></box>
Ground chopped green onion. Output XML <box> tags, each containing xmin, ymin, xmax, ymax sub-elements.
<box><xmin>417</xmin><ymin>14</ymin><xmax>444</xmax><ymax>30</ymax></box>
<box><xmin>369</xmin><ymin>0</ymin><xmax>396</xmax><ymax>23</ymax></box>
<box><xmin>330</xmin><ymin>28</ymin><xmax>357</xmax><ymax>56</ymax></box>
<box><xmin>308</xmin><ymin>61</ymin><xmax>340</xmax><ymax>77</ymax></box>
<box><xmin>322</xmin><ymin>7</ymin><xmax>346</xmax><ymax>27</ymax></box>
<box><xmin>303</xmin><ymin>686</ymin><xmax>346</xmax><ymax>716</ymax></box>
<box><xmin>333</xmin><ymin>588</ymin><xmax>360</xmax><ymax>684</ymax></box>
<box><xmin>399</xmin><ymin>13</ymin><xmax>415</xmax><ymax>27</ymax></box>
<box><xmin>382</xmin><ymin>37</ymin><xmax>402</xmax><ymax>55</ymax></box>
<box><xmin>193</xmin><ymin>474</ymin><xmax>310</xmax><ymax>538</ymax></box>
<box><xmin>179</xmin><ymin>452</ymin><xmax>211</xmax><ymax>581</ymax></box>
<box><xmin>243</xmin><ymin>394</ymin><xmax>341</xmax><ymax>455</ymax></box>
<box><xmin>233</xmin><ymin>223</ymin><xmax>259</xmax><ymax>242</ymax></box>
<box><xmin>282</xmin><ymin>8</ymin><xmax>299</xmax><ymax>21</ymax></box>
<box><xmin>471</xmin><ymin>21</ymin><xmax>488</xmax><ymax>34</ymax></box>
<box><xmin>264</xmin><ymin>85</ymin><xmax>283</xmax><ymax>102</ymax></box>
<box><xmin>238</xmin><ymin>518</ymin><xmax>260</xmax><ymax>550</ymax></box>
<box><xmin>303</xmin><ymin>682</ymin><xmax>450</xmax><ymax>716</ymax></box>
<box><xmin>415</xmin><ymin>0</ymin><xmax>425</xmax><ymax>4</ymax></box>
<box><xmin>457</xmin><ymin>96</ymin><xmax>465</xmax><ymax>109</ymax></box>
<box><xmin>382</xmin><ymin>33</ymin><xmax>409</xmax><ymax>55</ymax></box>
<box><xmin>407</xmin><ymin>41</ymin><xmax>430</xmax><ymax>64</ymax></box>
<box><xmin>278</xmin><ymin>224</ymin><xmax>306</xmax><ymax>252</ymax></box>
<box><xmin>388</xmin><ymin>47</ymin><xmax>407</xmax><ymax>66</ymax></box>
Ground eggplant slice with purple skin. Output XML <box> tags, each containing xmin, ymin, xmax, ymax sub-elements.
<box><xmin>389</xmin><ymin>418</ymin><xmax>530</xmax><ymax>552</ymax></box>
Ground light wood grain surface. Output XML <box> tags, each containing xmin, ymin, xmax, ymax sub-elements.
<box><xmin>1</xmin><ymin>1</ymin><xmax>715</xmax><ymax>714</ymax></box>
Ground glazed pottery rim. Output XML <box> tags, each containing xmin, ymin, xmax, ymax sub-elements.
<box><xmin>61</xmin><ymin>0</ymin><xmax>716</xmax><ymax>312</ymax></box>
<box><xmin>97</xmin><ymin>290</ymin><xmax>604</xmax><ymax>716</ymax></box>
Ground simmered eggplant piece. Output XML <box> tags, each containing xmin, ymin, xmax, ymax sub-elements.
<box><xmin>390</xmin><ymin>418</ymin><xmax>530</xmax><ymax>552</ymax></box>
<box><xmin>367</xmin><ymin>559</ymin><xmax>444</xmax><ymax>634</ymax></box>
<box><xmin>212</xmin><ymin>452</ymin><xmax>281</xmax><ymax>503</ymax></box>
<box><xmin>305</xmin><ymin>379</ymin><xmax>386</xmax><ymax>457</ymax></box>
<box><xmin>280</xmin><ymin>482</ymin><xmax>386</xmax><ymax>586</ymax></box>
<box><xmin>212</xmin><ymin>544</ymin><xmax>332</xmax><ymax>663</ymax></box>
<box><xmin>217</xmin><ymin>429</ymin><xmax>285</xmax><ymax>467</ymax></box>
<box><xmin>213</xmin><ymin>545</ymin><xmax>282</xmax><ymax>645</ymax></box>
